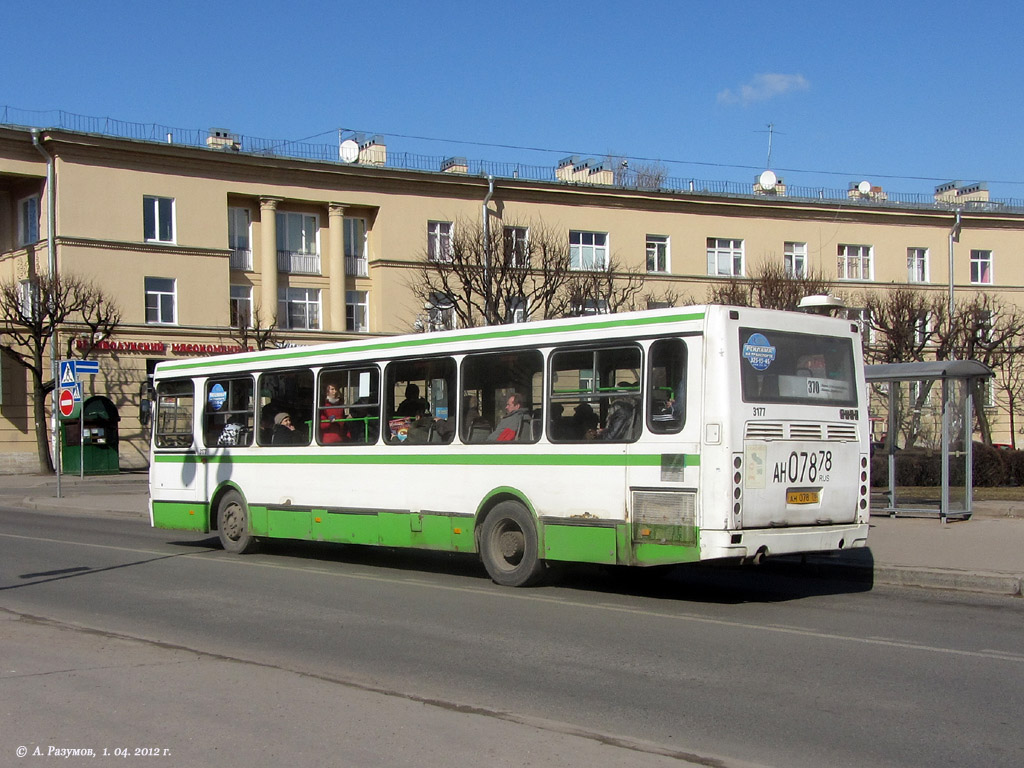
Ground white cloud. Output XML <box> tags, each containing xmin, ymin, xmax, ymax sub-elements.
<box><xmin>717</xmin><ymin>73</ymin><xmax>810</xmax><ymax>106</ymax></box>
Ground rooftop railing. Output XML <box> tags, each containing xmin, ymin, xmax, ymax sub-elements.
<box><xmin>4</xmin><ymin>105</ymin><xmax>1023</xmax><ymax>214</ymax></box>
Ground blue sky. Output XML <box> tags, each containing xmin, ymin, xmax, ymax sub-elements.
<box><xmin>5</xmin><ymin>0</ymin><xmax>1022</xmax><ymax>198</ymax></box>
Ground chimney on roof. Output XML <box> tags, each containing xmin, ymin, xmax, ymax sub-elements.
<box><xmin>441</xmin><ymin>156</ymin><xmax>468</xmax><ymax>173</ymax></box>
<box><xmin>357</xmin><ymin>134</ymin><xmax>386</xmax><ymax>165</ymax></box>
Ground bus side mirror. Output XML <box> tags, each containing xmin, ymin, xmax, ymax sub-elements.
<box><xmin>139</xmin><ymin>398</ymin><xmax>152</xmax><ymax>427</ymax></box>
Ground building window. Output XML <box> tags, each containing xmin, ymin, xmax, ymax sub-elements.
<box><xmin>646</xmin><ymin>235</ymin><xmax>669</xmax><ymax>273</ymax></box>
<box><xmin>425</xmin><ymin>291</ymin><xmax>456</xmax><ymax>331</ymax></box>
<box><xmin>230</xmin><ymin>285</ymin><xmax>252</xmax><ymax>328</ymax></box>
<box><xmin>908</xmin><ymin>247</ymin><xmax>929</xmax><ymax>283</ymax></box>
<box><xmin>276</xmin><ymin>212</ymin><xmax>320</xmax><ymax>274</ymax></box>
<box><xmin>18</xmin><ymin>279</ymin><xmax>40</xmax><ymax>320</ymax></box>
<box><xmin>575</xmin><ymin>298</ymin><xmax>610</xmax><ymax>316</ymax></box>
<box><xmin>277</xmin><ymin>287</ymin><xmax>321</xmax><ymax>330</ymax></box>
<box><xmin>346</xmin><ymin>290</ymin><xmax>369</xmax><ymax>332</ymax></box>
<box><xmin>848</xmin><ymin>308</ymin><xmax>874</xmax><ymax>344</ymax></box>
<box><xmin>970</xmin><ymin>250</ymin><xmax>993</xmax><ymax>284</ymax></box>
<box><xmin>504</xmin><ymin>226</ymin><xmax>529</xmax><ymax>267</ymax></box>
<box><xmin>837</xmin><ymin>244</ymin><xmax>873</xmax><ymax>280</ymax></box>
<box><xmin>345</xmin><ymin>218</ymin><xmax>368</xmax><ymax>277</ymax></box>
<box><xmin>17</xmin><ymin>195</ymin><xmax>40</xmax><ymax>247</ymax></box>
<box><xmin>427</xmin><ymin>221</ymin><xmax>453</xmax><ymax>263</ymax></box>
<box><xmin>914</xmin><ymin>311</ymin><xmax>933</xmax><ymax>346</ymax></box>
<box><xmin>570</xmin><ymin>231</ymin><xmax>608</xmax><ymax>271</ymax></box>
<box><xmin>145</xmin><ymin>277</ymin><xmax>176</xmax><ymax>324</ymax></box>
<box><xmin>784</xmin><ymin>241</ymin><xmax>807</xmax><ymax>278</ymax></box>
<box><xmin>228</xmin><ymin>207</ymin><xmax>252</xmax><ymax>270</ymax></box>
<box><xmin>143</xmin><ymin>196</ymin><xmax>175</xmax><ymax>243</ymax></box>
<box><xmin>707</xmin><ymin>238</ymin><xmax>744</xmax><ymax>277</ymax></box>
<box><xmin>507</xmin><ymin>295</ymin><xmax>528</xmax><ymax>323</ymax></box>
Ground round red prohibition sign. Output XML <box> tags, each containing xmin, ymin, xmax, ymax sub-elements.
<box><xmin>58</xmin><ymin>388</ymin><xmax>76</xmax><ymax>418</ymax></box>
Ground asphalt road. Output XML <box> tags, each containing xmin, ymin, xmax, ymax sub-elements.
<box><xmin>2</xmin><ymin>508</ymin><xmax>1022</xmax><ymax>768</ymax></box>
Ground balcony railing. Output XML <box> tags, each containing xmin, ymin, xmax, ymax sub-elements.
<box><xmin>230</xmin><ymin>248</ymin><xmax>252</xmax><ymax>271</ymax></box>
<box><xmin>277</xmin><ymin>250</ymin><xmax>320</xmax><ymax>275</ymax></box>
<box><xmin>346</xmin><ymin>256</ymin><xmax>368</xmax><ymax>277</ymax></box>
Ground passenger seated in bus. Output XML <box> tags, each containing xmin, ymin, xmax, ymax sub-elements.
<box><xmin>319</xmin><ymin>382</ymin><xmax>345</xmax><ymax>444</ymax></box>
<box><xmin>601</xmin><ymin>383</ymin><xmax>640</xmax><ymax>441</ymax></box>
<box><xmin>405</xmin><ymin>405</ymin><xmax>454</xmax><ymax>444</ymax></box>
<box><xmin>272</xmin><ymin>412</ymin><xmax>305</xmax><ymax>445</ymax></box>
<box><xmin>396</xmin><ymin>383</ymin><xmax>428</xmax><ymax>418</ymax></box>
<box><xmin>462</xmin><ymin>396</ymin><xmax>491</xmax><ymax>443</ymax></box>
<box><xmin>488</xmin><ymin>393</ymin><xmax>531</xmax><ymax>442</ymax></box>
<box><xmin>570</xmin><ymin>403</ymin><xmax>599</xmax><ymax>440</ymax></box>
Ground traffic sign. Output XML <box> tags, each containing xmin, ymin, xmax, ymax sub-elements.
<box><xmin>59</xmin><ymin>360</ymin><xmax>77</xmax><ymax>386</ymax></box>
<box><xmin>58</xmin><ymin>387</ymin><xmax>80</xmax><ymax>420</ymax></box>
<box><xmin>76</xmin><ymin>360</ymin><xmax>100</xmax><ymax>375</ymax></box>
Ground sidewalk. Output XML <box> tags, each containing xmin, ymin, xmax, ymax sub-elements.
<box><xmin>1</xmin><ymin>472</ymin><xmax>1021</xmax><ymax>598</ymax></box>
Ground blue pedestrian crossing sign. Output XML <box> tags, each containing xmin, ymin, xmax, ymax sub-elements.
<box><xmin>59</xmin><ymin>359</ymin><xmax>100</xmax><ymax>388</ymax></box>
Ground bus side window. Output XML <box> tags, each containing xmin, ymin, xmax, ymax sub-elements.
<box><xmin>648</xmin><ymin>338</ymin><xmax>686</xmax><ymax>434</ymax></box>
<box><xmin>383</xmin><ymin>358</ymin><xmax>456</xmax><ymax>445</ymax></box>
<box><xmin>460</xmin><ymin>349</ymin><xmax>543</xmax><ymax>444</ymax></box>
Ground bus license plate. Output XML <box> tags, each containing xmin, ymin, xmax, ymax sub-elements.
<box><xmin>787</xmin><ymin>490</ymin><xmax>819</xmax><ymax>504</ymax></box>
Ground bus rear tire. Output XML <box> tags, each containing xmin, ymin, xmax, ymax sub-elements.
<box><xmin>480</xmin><ymin>501</ymin><xmax>544</xmax><ymax>587</ymax></box>
<box><xmin>217</xmin><ymin>490</ymin><xmax>258</xmax><ymax>554</ymax></box>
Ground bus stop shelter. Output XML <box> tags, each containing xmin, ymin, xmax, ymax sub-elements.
<box><xmin>866</xmin><ymin>360</ymin><xmax>994</xmax><ymax>523</ymax></box>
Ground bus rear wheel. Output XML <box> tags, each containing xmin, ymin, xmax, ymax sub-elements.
<box><xmin>480</xmin><ymin>501</ymin><xmax>544</xmax><ymax>587</ymax></box>
<box><xmin>217</xmin><ymin>490</ymin><xmax>258</xmax><ymax>554</ymax></box>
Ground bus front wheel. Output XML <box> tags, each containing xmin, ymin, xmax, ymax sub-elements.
<box><xmin>217</xmin><ymin>490</ymin><xmax>258</xmax><ymax>554</ymax></box>
<box><xmin>480</xmin><ymin>501</ymin><xmax>544</xmax><ymax>587</ymax></box>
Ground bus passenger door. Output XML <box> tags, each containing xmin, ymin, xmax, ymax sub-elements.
<box><xmin>151</xmin><ymin>379</ymin><xmax>208</xmax><ymax>526</ymax></box>
<box><xmin>626</xmin><ymin>336</ymin><xmax>702</xmax><ymax>564</ymax></box>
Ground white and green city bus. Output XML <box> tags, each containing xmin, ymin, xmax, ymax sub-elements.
<box><xmin>149</xmin><ymin>305</ymin><xmax>870</xmax><ymax>586</ymax></box>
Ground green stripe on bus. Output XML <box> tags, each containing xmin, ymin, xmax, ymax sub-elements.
<box><xmin>157</xmin><ymin>310</ymin><xmax>706</xmax><ymax>372</ymax></box>
<box><xmin>154</xmin><ymin>452</ymin><xmax>699</xmax><ymax>468</ymax></box>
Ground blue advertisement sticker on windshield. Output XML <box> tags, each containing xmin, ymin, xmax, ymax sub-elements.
<box><xmin>743</xmin><ymin>333</ymin><xmax>776</xmax><ymax>371</ymax></box>
<box><xmin>208</xmin><ymin>383</ymin><xmax>227</xmax><ymax>410</ymax></box>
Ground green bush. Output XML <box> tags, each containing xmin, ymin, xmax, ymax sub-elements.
<box><xmin>869</xmin><ymin>444</ymin><xmax>1021</xmax><ymax>487</ymax></box>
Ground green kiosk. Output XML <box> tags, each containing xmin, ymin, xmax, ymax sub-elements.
<box><xmin>60</xmin><ymin>395</ymin><xmax>120</xmax><ymax>475</ymax></box>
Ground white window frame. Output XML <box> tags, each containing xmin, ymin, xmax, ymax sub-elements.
<box><xmin>837</xmin><ymin>244</ymin><xmax>873</xmax><ymax>281</ymax></box>
<box><xmin>784</xmin><ymin>241</ymin><xmax>808</xmax><ymax>278</ymax></box>
<box><xmin>569</xmin><ymin>230</ymin><xmax>609</xmax><ymax>271</ymax></box>
<box><xmin>970</xmin><ymin>250</ymin><xmax>993</xmax><ymax>285</ymax></box>
<box><xmin>907</xmin><ymin>247</ymin><xmax>929</xmax><ymax>283</ymax></box>
<box><xmin>504</xmin><ymin>226</ymin><xmax>529</xmax><ymax>267</ymax></box>
<box><xmin>706</xmin><ymin>237</ymin><xmax>744</xmax><ymax>277</ymax></box>
<box><xmin>276</xmin><ymin>212</ymin><xmax>320</xmax><ymax>274</ymax></box>
<box><xmin>646</xmin><ymin>235</ymin><xmax>669</xmax><ymax>273</ymax></box>
<box><xmin>230</xmin><ymin>285</ymin><xmax>253</xmax><ymax>328</ymax></box>
<box><xmin>228</xmin><ymin>207</ymin><xmax>252</xmax><ymax>270</ymax></box>
<box><xmin>346</xmin><ymin>290</ymin><xmax>369</xmax><ymax>332</ymax></box>
<box><xmin>277</xmin><ymin>287</ymin><xmax>321</xmax><ymax>330</ymax></box>
<box><xmin>17</xmin><ymin>194</ymin><xmax>40</xmax><ymax>247</ymax></box>
<box><xmin>143</xmin><ymin>196</ymin><xmax>176</xmax><ymax>244</ymax></box>
<box><xmin>427</xmin><ymin>221</ymin><xmax>453</xmax><ymax>263</ymax></box>
<box><xmin>18</xmin><ymin>279</ymin><xmax>40</xmax><ymax>320</ymax></box>
<box><xmin>345</xmin><ymin>218</ymin><xmax>368</xmax><ymax>277</ymax></box>
<box><xmin>145</xmin><ymin>277</ymin><xmax>177</xmax><ymax>325</ymax></box>
<box><xmin>576</xmin><ymin>298</ymin><xmax>610</xmax><ymax>316</ymax></box>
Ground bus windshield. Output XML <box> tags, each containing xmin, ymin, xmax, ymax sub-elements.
<box><xmin>739</xmin><ymin>327</ymin><xmax>858</xmax><ymax>407</ymax></box>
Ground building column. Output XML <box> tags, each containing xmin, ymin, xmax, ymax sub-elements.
<box><xmin>328</xmin><ymin>203</ymin><xmax>346</xmax><ymax>332</ymax></box>
<box><xmin>259</xmin><ymin>197</ymin><xmax>283</xmax><ymax>327</ymax></box>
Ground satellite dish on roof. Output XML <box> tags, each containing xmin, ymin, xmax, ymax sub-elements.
<box><xmin>340</xmin><ymin>139</ymin><xmax>359</xmax><ymax>163</ymax></box>
<box><xmin>758</xmin><ymin>169</ymin><xmax>777</xmax><ymax>190</ymax></box>
<box><xmin>857</xmin><ymin>180</ymin><xmax>872</xmax><ymax>195</ymax></box>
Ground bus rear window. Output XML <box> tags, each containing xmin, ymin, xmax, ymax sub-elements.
<box><xmin>739</xmin><ymin>328</ymin><xmax>857</xmax><ymax>406</ymax></box>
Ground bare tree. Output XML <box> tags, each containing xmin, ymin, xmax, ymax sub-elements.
<box><xmin>0</xmin><ymin>273</ymin><xmax>121</xmax><ymax>472</ymax></box>
<box><xmin>707</xmin><ymin>262</ymin><xmax>834</xmax><ymax>311</ymax></box>
<box><xmin>411</xmin><ymin>217</ymin><xmax>656</xmax><ymax>327</ymax></box>
<box><xmin>225</xmin><ymin>306</ymin><xmax>284</xmax><ymax>351</ymax></box>
<box><xmin>608</xmin><ymin>156</ymin><xmax>669</xmax><ymax>190</ymax></box>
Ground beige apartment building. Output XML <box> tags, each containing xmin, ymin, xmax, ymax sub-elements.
<box><xmin>2</xmin><ymin>120</ymin><xmax>1023</xmax><ymax>472</ymax></box>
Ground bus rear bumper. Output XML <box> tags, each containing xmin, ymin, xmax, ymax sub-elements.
<box><xmin>700</xmin><ymin>523</ymin><xmax>869</xmax><ymax>562</ymax></box>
